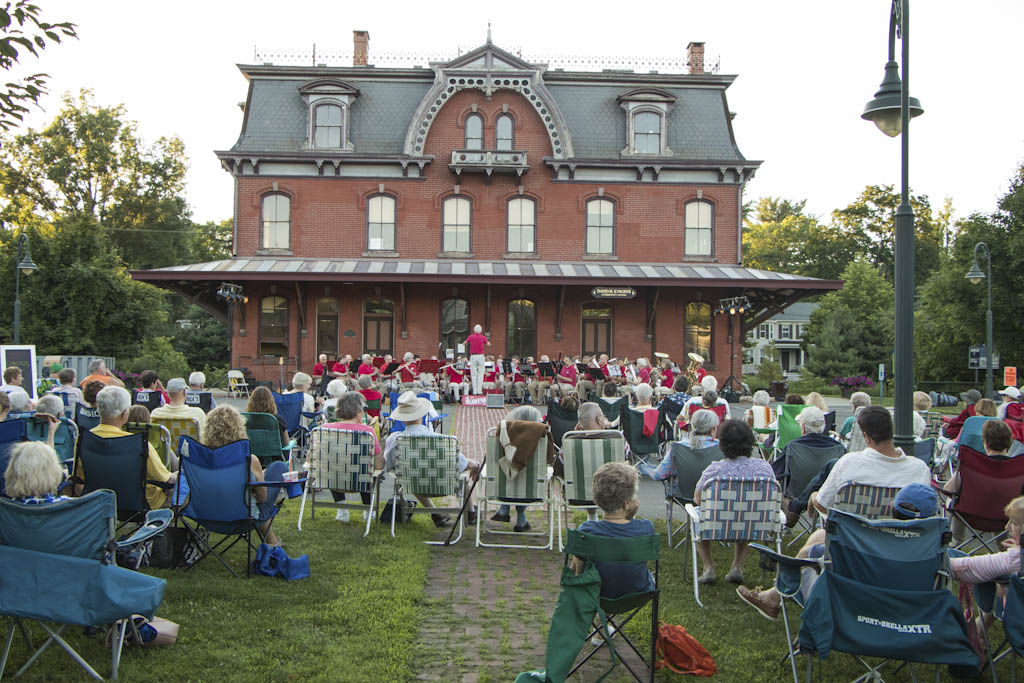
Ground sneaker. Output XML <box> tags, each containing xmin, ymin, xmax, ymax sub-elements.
<box><xmin>736</xmin><ymin>586</ymin><xmax>780</xmax><ymax>621</ymax></box>
<box><xmin>431</xmin><ymin>513</ymin><xmax>452</xmax><ymax>528</ymax></box>
<box><xmin>335</xmin><ymin>509</ymin><xmax>350</xmax><ymax>522</ymax></box>
<box><xmin>591</xmin><ymin>624</ymin><xmax>616</xmax><ymax>647</ymax></box>
<box><xmin>514</xmin><ymin>522</ymin><xmax>532</xmax><ymax>533</ymax></box>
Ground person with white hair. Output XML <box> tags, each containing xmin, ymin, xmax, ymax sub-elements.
<box><xmin>4</xmin><ymin>442</ymin><xmax>68</xmax><ymax>503</ymax></box>
<box><xmin>397</xmin><ymin>352</ymin><xmax>418</xmax><ymax>390</ymax></box>
<box><xmin>838</xmin><ymin>391</ymin><xmax>872</xmax><ymax>438</ymax></box>
<box><xmin>632</xmin><ymin>383</ymin><xmax>657</xmax><ymax>412</ymax></box>
<box><xmin>640</xmin><ymin>408</ymin><xmax>720</xmax><ymax>482</ymax></box>
<box><xmin>188</xmin><ymin>371</ymin><xmax>218</xmax><ymax>410</ymax></box>
<box><xmin>686</xmin><ymin>375</ymin><xmax>727</xmax><ymax>410</ymax></box>
<box><xmin>78</xmin><ymin>386</ymin><xmax>175</xmax><ymax>507</ymax></box>
<box><xmin>465</xmin><ymin>324</ymin><xmax>490</xmax><ymax>396</ymax></box>
<box><xmin>357</xmin><ymin>375</ymin><xmax>383</xmax><ymax>418</ymax></box>
<box><xmin>744</xmin><ymin>389</ymin><xmax>773</xmax><ymax>429</ymax></box>
<box><xmin>323</xmin><ymin>378</ymin><xmax>348</xmax><ymax>415</ymax></box>
<box><xmin>6</xmin><ymin>387</ymin><xmax>33</xmax><ymax>416</ymax></box>
<box><xmin>769</xmin><ymin>406</ymin><xmax>845</xmax><ymax>480</ymax></box>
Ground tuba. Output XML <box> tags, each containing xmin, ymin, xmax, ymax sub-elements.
<box><xmin>686</xmin><ymin>352</ymin><xmax>705</xmax><ymax>386</ymax></box>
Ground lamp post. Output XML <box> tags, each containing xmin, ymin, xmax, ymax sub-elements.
<box><xmin>861</xmin><ymin>0</ymin><xmax>924</xmax><ymax>452</ymax></box>
<box><xmin>12</xmin><ymin>232</ymin><xmax>38</xmax><ymax>345</ymax></box>
<box><xmin>965</xmin><ymin>242</ymin><xmax>993</xmax><ymax>398</ymax></box>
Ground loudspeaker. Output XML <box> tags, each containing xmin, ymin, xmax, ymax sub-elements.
<box><xmin>486</xmin><ymin>394</ymin><xmax>505</xmax><ymax>409</ymax></box>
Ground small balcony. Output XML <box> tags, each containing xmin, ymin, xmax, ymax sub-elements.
<box><xmin>449</xmin><ymin>149</ymin><xmax>529</xmax><ymax>177</ymax></box>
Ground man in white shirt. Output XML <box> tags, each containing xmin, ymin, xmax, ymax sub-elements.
<box><xmin>151</xmin><ymin>377</ymin><xmax>207</xmax><ymax>431</ymax></box>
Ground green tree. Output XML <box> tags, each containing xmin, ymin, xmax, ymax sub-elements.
<box><xmin>125</xmin><ymin>336</ymin><xmax>190</xmax><ymax>384</ymax></box>
<box><xmin>191</xmin><ymin>218</ymin><xmax>234</xmax><ymax>263</ymax></box>
<box><xmin>172</xmin><ymin>307</ymin><xmax>230</xmax><ymax>370</ymax></box>
<box><xmin>0</xmin><ymin>2</ymin><xmax>76</xmax><ymax>131</ymax></box>
<box><xmin>755</xmin><ymin>340</ymin><xmax>784</xmax><ymax>385</ymax></box>
<box><xmin>803</xmin><ymin>260</ymin><xmax>894</xmax><ymax>380</ymax></box>
<box><xmin>743</xmin><ymin>208</ymin><xmax>860</xmax><ymax>280</ymax></box>
<box><xmin>0</xmin><ymin>90</ymin><xmax>194</xmax><ymax>269</ymax></box>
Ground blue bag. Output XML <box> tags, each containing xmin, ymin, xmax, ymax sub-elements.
<box><xmin>252</xmin><ymin>543</ymin><xmax>310</xmax><ymax>581</ymax></box>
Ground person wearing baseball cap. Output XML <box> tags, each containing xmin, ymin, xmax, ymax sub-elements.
<box><xmin>892</xmin><ymin>483</ymin><xmax>939</xmax><ymax>519</ymax></box>
<box><xmin>150</xmin><ymin>377</ymin><xmax>208</xmax><ymax>431</ymax></box>
<box><xmin>998</xmin><ymin>386</ymin><xmax>1022</xmax><ymax>420</ymax></box>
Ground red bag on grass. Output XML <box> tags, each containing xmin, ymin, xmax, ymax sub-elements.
<box><xmin>655</xmin><ymin>622</ymin><xmax>716</xmax><ymax>677</ymax></box>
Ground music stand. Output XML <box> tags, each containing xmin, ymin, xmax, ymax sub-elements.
<box><xmin>537</xmin><ymin>362</ymin><xmax>554</xmax><ymax>378</ymax></box>
<box><xmin>418</xmin><ymin>359</ymin><xmax>440</xmax><ymax>375</ymax></box>
<box><xmin>501</xmin><ymin>360</ymin><xmax>513</xmax><ymax>374</ymax></box>
<box><xmin>584</xmin><ymin>367</ymin><xmax>605</xmax><ymax>382</ymax></box>
<box><xmin>382</xmin><ymin>362</ymin><xmax>401</xmax><ymax>376</ymax></box>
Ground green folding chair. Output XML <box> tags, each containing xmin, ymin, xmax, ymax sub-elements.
<box><xmin>299</xmin><ymin>426</ymin><xmax>380</xmax><ymax>536</ymax></box>
<box><xmin>124</xmin><ymin>421</ymin><xmax>175</xmax><ymax>469</ymax></box>
<box><xmin>622</xmin><ymin>408</ymin><xmax>660</xmax><ymax>464</ymax></box>
<box><xmin>477</xmin><ymin>427</ymin><xmax>554</xmax><ymax>550</ymax></box>
<box><xmin>242</xmin><ymin>412</ymin><xmax>296</xmax><ymax>468</ymax></box>
<box><xmin>773</xmin><ymin>404</ymin><xmax>806</xmax><ymax>455</ymax></box>
<box><xmin>390</xmin><ymin>433</ymin><xmax>466</xmax><ymax>544</ymax></box>
<box><xmin>599</xmin><ymin>396</ymin><xmax>627</xmax><ymax>426</ymax></box>
<box><xmin>557</xmin><ymin>431</ymin><xmax>626</xmax><ymax>550</ymax></box>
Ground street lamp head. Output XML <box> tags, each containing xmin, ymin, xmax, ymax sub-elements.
<box><xmin>965</xmin><ymin>259</ymin><xmax>985</xmax><ymax>285</ymax></box>
<box><xmin>861</xmin><ymin>60</ymin><xmax>924</xmax><ymax>137</ymax></box>
<box><xmin>17</xmin><ymin>255</ymin><xmax>37</xmax><ymax>276</ymax></box>
<box><xmin>15</xmin><ymin>233</ymin><xmax>37</xmax><ymax>276</ymax></box>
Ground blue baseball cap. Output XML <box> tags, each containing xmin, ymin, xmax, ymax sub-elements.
<box><xmin>893</xmin><ymin>483</ymin><xmax>938</xmax><ymax>519</ymax></box>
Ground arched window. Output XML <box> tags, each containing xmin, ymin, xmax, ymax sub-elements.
<box><xmin>633</xmin><ymin>111</ymin><xmax>662</xmax><ymax>154</ymax></box>
<box><xmin>581</xmin><ymin>302</ymin><xmax>612</xmax><ymax>357</ymax></box>
<box><xmin>507</xmin><ymin>197</ymin><xmax>536</xmax><ymax>253</ymax></box>
<box><xmin>464</xmin><ymin>113</ymin><xmax>483</xmax><ymax>150</ymax></box>
<box><xmin>316</xmin><ymin>297</ymin><xmax>339</xmax><ymax>357</ymax></box>
<box><xmin>496</xmin><ymin>114</ymin><xmax>514</xmax><ymax>150</ymax></box>
<box><xmin>260</xmin><ymin>296</ymin><xmax>289</xmax><ymax>357</ymax></box>
<box><xmin>261</xmin><ymin>193</ymin><xmax>290</xmax><ymax>250</ymax></box>
<box><xmin>507</xmin><ymin>299</ymin><xmax>536</xmax><ymax>359</ymax></box>
<box><xmin>685</xmin><ymin>200</ymin><xmax>713</xmax><ymax>257</ymax></box>
<box><xmin>363</xmin><ymin>299</ymin><xmax>394</xmax><ymax>357</ymax></box>
<box><xmin>440</xmin><ymin>298</ymin><xmax>470</xmax><ymax>356</ymax></box>
<box><xmin>684</xmin><ymin>302</ymin><xmax>712</xmax><ymax>363</ymax></box>
<box><xmin>313</xmin><ymin>103</ymin><xmax>343</xmax><ymax>148</ymax></box>
<box><xmin>585</xmin><ymin>198</ymin><xmax>615</xmax><ymax>255</ymax></box>
<box><xmin>442</xmin><ymin>196</ymin><xmax>472</xmax><ymax>253</ymax></box>
<box><xmin>367</xmin><ymin>194</ymin><xmax>396</xmax><ymax>252</ymax></box>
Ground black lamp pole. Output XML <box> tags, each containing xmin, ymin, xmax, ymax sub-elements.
<box><xmin>965</xmin><ymin>243</ymin><xmax>993</xmax><ymax>398</ymax></box>
<box><xmin>862</xmin><ymin>0</ymin><xmax>923</xmax><ymax>452</ymax></box>
<box><xmin>13</xmin><ymin>232</ymin><xmax>38</xmax><ymax>345</ymax></box>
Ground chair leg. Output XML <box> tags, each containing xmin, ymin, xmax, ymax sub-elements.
<box><xmin>363</xmin><ymin>481</ymin><xmax>378</xmax><ymax>538</ymax></box>
<box><xmin>1</xmin><ymin>621</ymin><xmax>15</xmax><ymax>679</ymax></box>
<box><xmin>17</xmin><ymin>623</ymin><xmax>102</xmax><ymax>680</ymax></box>
<box><xmin>110</xmin><ymin>618</ymin><xmax>128</xmax><ymax>680</ymax></box>
<box><xmin>298</xmin><ymin>478</ymin><xmax>310</xmax><ymax>531</ymax></box>
<box><xmin>390</xmin><ymin>489</ymin><xmax>399</xmax><ymax>538</ymax></box>
<box><xmin>649</xmin><ymin>593</ymin><xmax>659</xmax><ymax>683</ymax></box>
<box><xmin>690</xmin><ymin>533</ymin><xmax>703</xmax><ymax>608</ymax></box>
<box><xmin>780</xmin><ymin>598</ymin><xmax>801</xmax><ymax>683</ymax></box>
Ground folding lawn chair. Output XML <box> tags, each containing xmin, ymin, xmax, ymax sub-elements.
<box><xmin>74</xmin><ymin>403</ymin><xmax>101</xmax><ymax>432</ymax></box>
<box><xmin>0</xmin><ymin>490</ymin><xmax>169</xmax><ymax>681</ymax></box>
<box><xmin>622</xmin><ymin>408</ymin><xmax>660</xmax><ymax>465</ymax></box>
<box><xmin>942</xmin><ymin>444</ymin><xmax>1024</xmax><ymax>554</ymax></box>
<box><xmin>150</xmin><ymin>415</ymin><xmax>200</xmax><ymax>461</ymax></box>
<box><xmin>227</xmin><ymin>369</ymin><xmax>250</xmax><ymax>398</ymax></box>
<box><xmin>131</xmin><ymin>389</ymin><xmax>162</xmax><ymax>412</ymax></box>
<box><xmin>124</xmin><ymin>421</ymin><xmax>175</xmax><ymax>470</ymax></box>
<box><xmin>599</xmin><ymin>396</ymin><xmax>627</xmax><ymax>426</ymax></box>
<box><xmin>684</xmin><ymin>475</ymin><xmax>784</xmax><ymax>607</ymax></box>
<box><xmin>774</xmin><ymin>404</ymin><xmax>807</xmax><ymax>455</ymax></box>
<box><xmin>545</xmin><ymin>401</ymin><xmax>578</xmax><ymax>449</ymax></box>
<box><xmin>796</xmin><ymin>509</ymin><xmax>977</xmax><ymax>682</ymax></box>
<box><xmin>74</xmin><ymin>429</ymin><xmax>173</xmax><ymax>527</ymax></box>
<box><xmin>923</xmin><ymin>411</ymin><xmax>946</xmax><ymax>439</ymax></box>
<box><xmin>56</xmin><ymin>391</ymin><xmax>76</xmax><ymax>419</ymax></box>
<box><xmin>477</xmin><ymin>426</ymin><xmax>554</xmax><ymax>550</ymax></box>
<box><xmin>298</xmin><ymin>426</ymin><xmax>381</xmax><ymax>537</ymax></box>
<box><xmin>911</xmin><ymin>437</ymin><xmax>935</xmax><ymax>470</ymax></box>
<box><xmin>272</xmin><ymin>391</ymin><xmax>305</xmax><ymax>440</ymax></box>
<box><xmin>175</xmin><ymin>435</ymin><xmax>302</xmax><ymax>578</ymax></box>
<box><xmin>658</xmin><ymin>442</ymin><xmax>723</xmax><ymax>552</ymax></box>
<box><xmin>778</xmin><ymin>439</ymin><xmax>845</xmax><ymax>546</ymax></box>
<box><xmin>557</xmin><ymin>431</ymin><xmax>626</xmax><ymax>550</ymax></box>
<box><xmin>184</xmin><ymin>390</ymin><xmax>213</xmax><ymax>413</ymax></box>
<box><xmin>831</xmin><ymin>482</ymin><xmax>900</xmax><ymax>519</ymax></box>
<box><xmin>657</xmin><ymin>399</ymin><xmax>683</xmax><ymax>443</ymax></box>
<box><xmin>960</xmin><ymin>415</ymin><xmax>999</xmax><ymax>455</ymax></box>
<box><xmin>560</xmin><ymin>530</ymin><xmax>661</xmax><ymax>683</ymax></box>
<box><xmin>390</xmin><ymin>433</ymin><xmax>467</xmax><ymax>544</ymax></box>
<box><xmin>243</xmin><ymin>411</ymin><xmax>297</xmax><ymax>468</ymax></box>
<box><xmin>0</xmin><ymin>419</ymin><xmax>26</xmax><ymax>496</ymax></box>
<box><xmin>20</xmin><ymin>415</ymin><xmax>78</xmax><ymax>469</ymax></box>
<box><xmin>984</xmin><ymin>568</ymin><xmax>1024</xmax><ymax>680</ymax></box>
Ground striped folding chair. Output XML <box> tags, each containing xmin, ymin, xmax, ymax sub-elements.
<box><xmin>684</xmin><ymin>476</ymin><xmax>784</xmax><ymax>607</ymax></box>
<box><xmin>299</xmin><ymin>427</ymin><xmax>381</xmax><ymax>537</ymax></box>
<box><xmin>832</xmin><ymin>482</ymin><xmax>900</xmax><ymax>519</ymax></box>
<box><xmin>557</xmin><ymin>431</ymin><xmax>626</xmax><ymax>550</ymax></box>
<box><xmin>390</xmin><ymin>433</ymin><xmax>466</xmax><ymax>544</ymax></box>
<box><xmin>477</xmin><ymin>427</ymin><xmax>554</xmax><ymax>550</ymax></box>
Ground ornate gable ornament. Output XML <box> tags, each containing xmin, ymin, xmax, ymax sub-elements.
<box><xmin>402</xmin><ymin>41</ymin><xmax>574</xmax><ymax>159</ymax></box>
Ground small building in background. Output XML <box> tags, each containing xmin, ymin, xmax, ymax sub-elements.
<box><xmin>742</xmin><ymin>302</ymin><xmax>817</xmax><ymax>379</ymax></box>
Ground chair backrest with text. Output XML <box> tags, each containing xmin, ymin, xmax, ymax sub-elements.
<box><xmin>74</xmin><ymin>402</ymin><xmax>101</xmax><ymax>432</ymax></box>
<box><xmin>307</xmin><ymin>427</ymin><xmax>377</xmax><ymax>494</ymax></box>
<box><xmin>185</xmin><ymin>390</ymin><xmax>213</xmax><ymax>413</ymax></box>
<box><xmin>132</xmin><ymin>389</ymin><xmax>162</xmax><ymax>412</ymax></box>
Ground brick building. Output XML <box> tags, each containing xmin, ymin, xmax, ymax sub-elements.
<box><xmin>134</xmin><ymin>33</ymin><xmax>841</xmax><ymax>384</ymax></box>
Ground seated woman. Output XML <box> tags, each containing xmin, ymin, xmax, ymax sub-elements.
<box><xmin>570</xmin><ymin>462</ymin><xmax>656</xmax><ymax>599</ymax></box>
<box><xmin>943</xmin><ymin>420</ymin><xmax>1013</xmax><ymax>496</ymax></box>
<box><xmin>246</xmin><ymin>386</ymin><xmax>289</xmax><ymax>446</ymax></box>
<box><xmin>322</xmin><ymin>392</ymin><xmax>384</xmax><ymax>511</ymax></box>
<box><xmin>804</xmin><ymin>392</ymin><xmax>828</xmax><ymax>413</ymax></box>
<box><xmin>744</xmin><ymin>389</ymin><xmax>772</xmax><ymax>426</ymax></box>
<box><xmin>838</xmin><ymin>392</ymin><xmax>872</xmax><ymax>438</ymax></box>
<box><xmin>492</xmin><ymin>405</ymin><xmax>546</xmax><ymax>532</ymax></box>
<box><xmin>4</xmin><ymin>441</ymin><xmax>68</xmax><ymax>504</ymax></box>
<box><xmin>202</xmin><ymin>405</ymin><xmax>286</xmax><ymax>547</ymax></box>
<box><xmin>357</xmin><ymin>375</ymin><xmax>382</xmax><ymax>418</ymax></box>
<box><xmin>323</xmin><ymin>379</ymin><xmax>347</xmax><ymax>417</ymax></box>
<box><xmin>693</xmin><ymin>419</ymin><xmax>775</xmax><ymax>585</ymax></box>
<box><xmin>640</xmin><ymin>409</ymin><xmax>720</xmax><ymax>482</ymax></box>
<box><xmin>127</xmin><ymin>404</ymin><xmax>151</xmax><ymax>424</ymax></box>
<box><xmin>286</xmin><ymin>372</ymin><xmax>320</xmax><ymax>427</ymax></box>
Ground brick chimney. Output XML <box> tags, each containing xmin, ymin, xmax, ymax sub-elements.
<box><xmin>687</xmin><ymin>41</ymin><xmax>705</xmax><ymax>75</ymax></box>
<box><xmin>353</xmin><ymin>30</ymin><xmax>369</xmax><ymax>67</ymax></box>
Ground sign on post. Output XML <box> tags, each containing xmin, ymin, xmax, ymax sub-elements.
<box><xmin>969</xmin><ymin>346</ymin><xmax>1000</xmax><ymax>370</ymax></box>
<box><xmin>1006</xmin><ymin>367</ymin><xmax>1018</xmax><ymax>387</ymax></box>
<box><xmin>878</xmin><ymin>364</ymin><xmax>885</xmax><ymax>381</ymax></box>
<box><xmin>0</xmin><ymin>345</ymin><xmax>38</xmax><ymax>400</ymax></box>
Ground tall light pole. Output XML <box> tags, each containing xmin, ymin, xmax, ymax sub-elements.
<box><xmin>965</xmin><ymin>242</ymin><xmax>993</xmax><ymax>398</ymax></box>
<box><xmin>12</xmin><ymin>232</ymin><xmax>38</xmax><ymax>344</ymax></box>
<box><xmin>862</xmin><ymin>0</ymin><xmax>924</xmax><ymax>452</ymax></box>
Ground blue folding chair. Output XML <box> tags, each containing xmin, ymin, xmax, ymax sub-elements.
<box><xmin>74</xmin><ymin>429</ymin><xmax>170</xmax><ymax>526</ymax></box>
<box><xmin>0</xmin><ymin>420</ymin><xmax>27</xmax><ymax>496</ymax></box>
<box><xmin>20</xmin><ymin>415</ymin><xmax>78</xmax><ymax>469</ymax></box>
<box><xmin>794</xmin><ymin>509</ymin><xmax>977</xmax><ymax>682</ymax></box>
<box><xmin>960</xmin><ymin>415</ymin><xmax>1000</xmax><ymax>455</ymax></box>
<box><xmin>132</xmin><ymin>388</ymin><xmax>162</xmax><ymax>412</ymax></box>
<box><xmin>56</xmin><ymin>391</ymin><xmax>75</xmax><ymax>418</ymax></box>
<box><xmin>272</xmin><ymin>391</ymin><xmax>304</xmax><ymax>437</ymax></box>
<box><xmin>74</xmin><ymin>402</ymin><xmax>100</xmax><ymax>432</ymax></box>
<box><xmin>175</xmin><ymin>436</ymin><xmax>303</xmax><ymax>578</ymax></box>
<box><xmin>0</xmin><ymin>490</ymin><xmax>169</xmax><ymax>680</ymax></box>
<box><xmin>911</xmin><ymin>437</ymin><xmax>935</xmax><ymax>469</ymax></box>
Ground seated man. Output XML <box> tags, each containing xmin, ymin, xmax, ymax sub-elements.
<box><xmin>188</xmin><ymin>371</ymin><xmax>217</xmax><ymax>410</ymax></box>
<box><xmin>151</xmin><ymin>377</ymin><xmax>208</xmax><ymax>431</ymax></box>
<box><xmin>738</xmin><ymin>482</ymin><xmax>939</xmax><ymax>620</ymax></box>
<box><xmin>78</xmin><ymin>386</ymin><xmax>176</xmax><ymax>508</ymax></box>
<box><xmin>136</xmin><ymin>370</ymin><xmax>168</xmax><ymax>407</ymax></box>
<box><xmin>528</xmin><ymin>355</ymin><xmax>554</xmax><ymax>405</ymax></box>
<box><xmin>312</xmin><ymin>353</ymin><xmax>333</xmax><ymax>382</ymax></box>
<box><xmin>382</xmin><ymin>391</ymin><xmax>479</xmax><ymax>527</ymax></box>
<box><xmin>573</xmin><ymin>401</ymin><xmax>613</xmax><ymax>433</ymax></box>
<box><xmin>503</xmin><ymin>357</ymin><xmax>527</xmax><ymax>403</ymax></box>
<box><xmin>78</xmin><ymin>358</ymin><xmax>125</xmax><ymax>389</ymax></box>
<box><xmin>50</xmin><ymin>368</ymin><xmax>84</xmax><ymax>406</ymax></box>
<box><xmin>771</xmin><ymin>406</ymin><xmax>846</xmax><ymax>480</ymax></box>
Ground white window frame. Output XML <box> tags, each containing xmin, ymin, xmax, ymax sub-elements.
<box><xmin>585</xmin><ymin>198</ymin><xmax>615</xmax><ymax>256</ymax></box>
<box><xmin>442</xmin><ymin>196</ymin><xmax>472</xmax><ymax>253</ymax></box>
<box><xmin>507</xmin><ymin>197</ymin><xmax>536</xmax><ymax>254</ymax></box>
<box><xmin>367</xmin><ymin>194</ymin><xmax>396</xmax><ymax>252</ymax></box>
<box><xmin>299</xmin><ymin>80</ymin><xmax>359</xmax><ymax>152</ymax></box>
<box><xmin>261</xmin><ymin>193</ymin><xmax>290</xmax><ymax>251</ymax></box>
<box><xmin>684</xmin><ymin>199</ymin><xmax>713</xmax><ymax>257</ymax></box>
<box><xmin>618</xmin><ymin>90</ymin><xmax>675</xmax><ymax>157</ymax></box>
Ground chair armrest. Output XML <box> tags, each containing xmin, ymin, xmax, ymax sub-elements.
<box><xmin>282</xmin><ymin>439</ymin><xmax>298</xmax><ymax>452</ymax></box>
<box><xmin>115</xmin><ymin>509</ymin><xmax>172</xmax><ymax>549</ymax></box>
<box><xmin>683</xmin><ymin>503</ymin><xmax>700</xmax><ymax>523</ymax></box>
<box><xmin>749</xmin><ymin>543</ymin><xmax>821</xmax><ymax>569</ymax></box>
<box><xmin>146</xmin><ymin>479</ymin><xmax>175</xmax><ymax>491</ymax></box>
<box><xmin>249</xmin><ymin>478</ymin><xmax>307</xmax><ymax>487</ymax></box>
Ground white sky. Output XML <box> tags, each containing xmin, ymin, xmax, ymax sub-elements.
<box><xmin>10</xmin><ymin>0</ymin><xmax>1024</xmax><ymax>225</ymax></box>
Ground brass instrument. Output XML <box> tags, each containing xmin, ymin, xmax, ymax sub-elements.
<box><xmin>686</xmin><ymin>352</ymin><xmax>705</xmax><ymax>386</ymax></box>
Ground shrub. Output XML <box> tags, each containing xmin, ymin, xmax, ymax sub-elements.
<box><xmin>125</xmin><ymin>337</ymin><xmax>190</xmax><ymax>384</ymax></box>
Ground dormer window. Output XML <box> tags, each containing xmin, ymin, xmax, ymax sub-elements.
<box><xmin>298</xmin><ymin>79</ymin><xmax>360</xmax><ymax>151</ymax></box>
<box><xmin>618</xmin><ymin>87</ymin><xmax>676</xmax><ymax>157</ymax></box>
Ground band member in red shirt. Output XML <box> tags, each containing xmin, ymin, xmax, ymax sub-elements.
<box><xmin>397</xmin><ymin>352</ymin><xmax>418</xmax><ymax>389</ymax></box>
<box><xmin>503</xmin><ymin>356</ymin><xmax>526</xmax><ymax>402</ymax></box>
<box><xmin>444</xmin><ymin>357</ymin><xmax>468</xmax><ymax>402</ymax></box>
<box><xmin>465</xmin><ymin>324</ymin><xmax>490</xmax><ymax>395</ymax></box>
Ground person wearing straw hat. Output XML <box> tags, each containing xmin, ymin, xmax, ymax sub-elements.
<box><xmin>383</xmin><ymin>391</ymin><xmax>480</xmax><ymax>526</ymax></box>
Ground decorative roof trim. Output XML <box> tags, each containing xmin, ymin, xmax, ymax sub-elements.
<box><xmin>297</xmin><ymin>78</ymin><xmax>360</xmax><ymax>97</ymax></box>
<box><xmin>616</xmin><ymin>87</ymin><xmax>677</xmax><ymax>104</ymax></box>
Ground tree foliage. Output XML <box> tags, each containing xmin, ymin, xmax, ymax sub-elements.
<box><xmin>0</xmin><ymin>1</ymin><xmax>76</xmax><ymax>131</ymax></box>
<box><xmin>173</xmin><ymin>306</ymin><xmax>230</xmax><ymax>370</ymax></box>
<box><xmin>743</xmin><ymin>199</ymin><xmax>860</xmax><ymax>280</ymax></box>
<box><xmin>191</xmin><ymin>218</ymin><xmax>233</xmax><ymax>263</ymax></box>
<box><xmin>124</xmin><ymin>337</ymin><xmax>190</xmax><ymax>383</ymax></box>
<box><xmin>803</xmin><ymin>260</ymin><xmax>894</xmax><ymax>380</ymax></box>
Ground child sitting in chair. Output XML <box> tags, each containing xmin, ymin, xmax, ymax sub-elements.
<box><xmin>570</xmin><ymin>461</ymin><xmax>656</xmax><ymax>599</ymax></box>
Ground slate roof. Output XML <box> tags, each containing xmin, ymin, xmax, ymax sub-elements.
<box><xmin>134</xmin><ymin>257</ymin><xmax>841</xmax><ymax>292</ymax></box>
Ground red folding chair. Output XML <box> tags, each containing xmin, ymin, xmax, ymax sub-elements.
<box><xmin>943</xmin><ymin>445</ymin><xmax>1024</xmax><ymax>554</ymax></box>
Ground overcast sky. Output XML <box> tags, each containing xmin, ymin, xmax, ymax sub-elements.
<box><xmin>10</xmin><ymin>0</ymin><xmax>1024</xmax><ymax>225</ymax></box>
